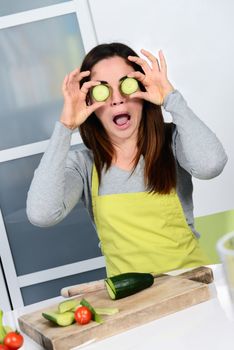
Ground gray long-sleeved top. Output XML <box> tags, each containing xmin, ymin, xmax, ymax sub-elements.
<box><xmin>26</xmin><ymin>90</ymin><xmax>228</xmax><ymax>237</ymax></box>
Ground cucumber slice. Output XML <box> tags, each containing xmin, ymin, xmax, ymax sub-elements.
<box><xmin>105</xmin><ymin>272</ymin><xmax>154</xmax><ymax>300</ymax></box>
<box><xmin>71</xmin><ymin>304</ymin><xmax>82</xmax><ymax>312</ymax></box>
<box><xmin>95</xmin><ymin>307</ymin><xmax>119</xmax><ymax>315</ymax></box>
<box><xmin>104</xmin><ymin>280</ymin><xmax>116</xmax><ymax>300</ymax></box>
<box><xmin>120</xmin><ymin>77</ymin><xmax>139</xmax><ymax>95</ymax></box>
<box><xmin>92</xmin><ymin>84</ymin><xmax>110</xmax><ymax>102</ymax></box>
<box><xmin>42</xmin><ymin>311</ymin><xmax>75</xmax><ymax>327</ymax></box>
<box><xmin>58</xmin><ymin>299</ymin><xmax>80</xmax><ymax>313</ymax></box>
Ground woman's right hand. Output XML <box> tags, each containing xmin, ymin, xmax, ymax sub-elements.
<box><xmin>59</xmin><ymin>68</ymin><xmax>105</xmax><ymax>130</ymax></box>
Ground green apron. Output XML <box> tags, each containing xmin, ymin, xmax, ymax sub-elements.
<box><xmin>91</xmin><ymin>165</ymin><xmax>209</xmax><ymax>277</ymax></box>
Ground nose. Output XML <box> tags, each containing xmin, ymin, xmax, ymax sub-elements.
<box><xmin>111</xmin><ymin>87</ymin><xmax>125</xmax><ymax>106</ymax></box>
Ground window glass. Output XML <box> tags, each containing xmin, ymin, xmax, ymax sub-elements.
<box><xmin>0</xmin><ymin>154</ymin><xmax>102</xmax><ymax>276</ymax></box>
<box><xmin>21</xmin><ymin>268</ymin><xmax>106</xmax><ymax>305</ymax></box>
<box><xmin>0</xmin><ymin>13</ymin><xmax>85</xmax><ymax>150</ymax></box>
<box><xmin>0</xmin><ymin>0</ymin><xmax>70</xmax><ymax>17</ymax></box>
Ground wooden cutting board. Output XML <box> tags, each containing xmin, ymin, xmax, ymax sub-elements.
<box><xmin>18</xmin><ymin>273</ymin><xmax>212</xmax><ymax>350</ymax></box>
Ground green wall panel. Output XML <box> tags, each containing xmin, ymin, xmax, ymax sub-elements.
<box><xmin>195</xmin><ymin>210</ymin><xmax>234</xmax><ymax>263</ymax></box>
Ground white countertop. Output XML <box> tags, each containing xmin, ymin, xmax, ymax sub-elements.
<box><xmin>4</xmin><ymin>264</ymin><xmax>234</xmax><ymax>350</ymax></box>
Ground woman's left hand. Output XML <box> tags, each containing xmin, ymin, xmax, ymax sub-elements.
<box><xmin>127</xmin><ymin>49</ymin><xmax>174</xmax><ymax>105</ymax></box>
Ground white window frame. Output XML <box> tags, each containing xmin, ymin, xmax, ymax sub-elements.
<box><xmin>0</xmin><ymin>260</ymin><xmax>11</xmax><ymax>311</ymax></box>
<box><xmin>0</xmin><ymin>0</ymin><xmax>105</xmax><ymax>310</ymax></box>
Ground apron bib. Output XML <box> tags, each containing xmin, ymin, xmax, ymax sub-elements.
<box><xmin>91</xmin><ymin>165</ymin><xmax>209</xmax><ymax>277</ymax></box>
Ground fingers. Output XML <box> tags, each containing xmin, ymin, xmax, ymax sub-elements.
<box><xmin>158</xmin><ymin>50</ymin><xmax>167</xmax><ymax>73</ymax></box>
<box><xmin>128</xmin><ymin>90</ymin><xmax>147</xmax><ymax>100</ymax></box>
<box><xmin>87</xmin><ymin>101</ymin><xmax>106</xmax><ymax>115</ymax></box>
<box><xmin>140</xmin><ymin>49</ymin><xmax>160</xmax><ymax>72</ymax></box>
<box><xmin>67</xmin><ymin>69</ymin><xmax>90</xmax><ymax>85</ymax></box>
<box><xmin>127</xmin><ymin>71</ymin><xmax>146</xmax><ymax>83</ymax></box>
<box><xmin>62</xmin><ymin>74</ymin><xmax>69</xmax><ymax>93</ymax></box>
<box><xmin>80</xmin><ymin>80</ymin><xmax>101</xmax><ymax>95</ymax></box>
<box><xmin>63</xmin><ymin>69</ymin><xmax>90</xmax><ymax>94</ymax></box>
<box><xmin>63</xmin><ymin>68</ymin><xmax>101</xmax><ymax>101</ymax></box>
<box><xmin>130</xmin><ymin>49</ymin><xmax>167</xmax><ymax>74</ymax></box>
<box><xmin>127</xmin><ymin>55</ymin><xmax>151</xmax><ymax>75</ymax></box>
<box><xmin>67</xmin><ymin>67</ymin><xmax>80</xmax><ymax>84</ymax></box>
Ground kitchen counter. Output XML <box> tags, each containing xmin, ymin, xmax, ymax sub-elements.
<box><xmin>4</xmin><ymin>264</ymin><xmax>234</xmax><ymax>350</ymax></box>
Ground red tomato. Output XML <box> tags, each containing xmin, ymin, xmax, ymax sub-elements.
<box><xmin>0</xmin><ymin>345</ymin><xmax>10</xmax><ymax>350</ymax></box>
<box><xmin>3</xmin><ymin>332</ymin><xmax>24</xmax><ymax>349</ymax></box>
<box><xmin>74</xmin><ymin>306</ymin><xmax>92</xmax><ymax>325</ymax></box>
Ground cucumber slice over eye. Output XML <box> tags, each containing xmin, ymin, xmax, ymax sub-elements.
<box><xmin>120</xmin><ymin>77</ymin><xmax>139</xmax><ymax>95</ymax></box>
<box><xmin>92</xmin><ymin>84</ymin><xmax>110</xmax><ymax>102</ymax></box>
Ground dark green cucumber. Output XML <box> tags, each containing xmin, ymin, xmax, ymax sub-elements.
<box><xmin>42</xmin><ymin>311</ymin><xmax>75</xmax><ymax>326</ymax></box>
<box><xmin>80</xmin><ymin>298</ymin><xmax>103</xmax><ymax>324</ymax></box>
<box><xmin>92</xmin><ymin>84</ymin><xmax>110</xmax><ymax>102</ymax></box>
<box><xmin>105</xmin><ymin>272</ymin><xmax>154</xmax><ymax>300</ymax></box>
<box><xmin>120</xmin><ymin>77</ymin><xmax>139</xmax><ymax>95</ymax></box>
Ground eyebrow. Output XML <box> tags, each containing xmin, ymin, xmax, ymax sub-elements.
<box><xmin>97</xmin><ymin>75</ymin><xmax>128</xmax><ymax>85</ymax></box>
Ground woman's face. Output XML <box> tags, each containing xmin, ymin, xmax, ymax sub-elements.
<box><xmin>90</xmin><ymin>56</ymin><xmax>143</xmax><ymax>145</ymax></box>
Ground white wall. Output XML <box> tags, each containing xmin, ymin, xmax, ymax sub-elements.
<box><xmin>89</xmin><ymin>0</ymin><xmax>234</xmax><ymax>217</ymax></box>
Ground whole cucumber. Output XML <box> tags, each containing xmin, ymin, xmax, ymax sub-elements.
<box><xmin>105</xmin><ymin>272</ymin><xmax>154</xmax><ymax>300</ymax></box>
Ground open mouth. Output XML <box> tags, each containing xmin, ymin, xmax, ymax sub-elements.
<box><xmin>113</xmin><ymin>113</ymin><xmax>131</xmax><ymax>126</ymax></box>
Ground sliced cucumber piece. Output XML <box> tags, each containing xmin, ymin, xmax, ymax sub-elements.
<box><xmin>95</xmin><ymin>307</ymin><xmax>119</xmax><ymax>315</ymax></box>
<box><xmin>104</xmin><ymin>280</ymin><xmax>116</xmax><ymax>300</ymax></box>
<box><xmin>42</xmin><ymin>311</ymin><xmax>75</xmax><ymax>327</ymax></box>
<box><xmin>120</xmin><ymin>77</ymin><xmax>139</xmax><ymax>95</ymax></box>
<box><xmin>105</xmin><ymin>272</ymin><xmax>154</xmax><ymax>300</ymax></box>
<box><xmin>92</xmin><ymin>84</ymin><xmax>110</xmax><ymax>102</ymax></box>
<box><xmin>71</xmin><ymin>304</ymin><xmax>82</xmax><ymax>312</ymax></box>
<box><xmin>58</xmin><ymin>299</ymin><xmax>80</xmax><ymax>313</ymax></box>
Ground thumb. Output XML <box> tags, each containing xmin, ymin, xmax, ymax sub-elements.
<box><xmin>129</xmin><ymin>91</ymin><xmax>146</xmax><ymax>100</ymax></box>
<box><xmin>88</xmin><ymin>101</ymin><xmax>106</xmax><ymax>115</ymax></box>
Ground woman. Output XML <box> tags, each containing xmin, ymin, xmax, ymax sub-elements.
<box><xmin>26</xmin><ymin>43</ymin><xmax>227</xmax><ymax>277</ymax></box>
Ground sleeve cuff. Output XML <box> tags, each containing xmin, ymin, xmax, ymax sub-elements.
<box><xmin>56</xmin><ymin>121</ymin><xmax>75</xmax><ymax>135</ymax></box>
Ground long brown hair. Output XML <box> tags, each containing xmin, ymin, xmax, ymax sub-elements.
<box><xmin>79</xmin><ymin>43</ymin><xmax>176</xmax><ymax>194</ymax></box>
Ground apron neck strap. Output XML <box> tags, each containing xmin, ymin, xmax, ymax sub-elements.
<box><xmin>91</xmin><ymin>164</ymin><xmax>99</xmax><ymax>198</ymax></box>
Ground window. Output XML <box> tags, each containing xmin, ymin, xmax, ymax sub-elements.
<box><xmin>0</xmin><ymin>1</ymin><xmax>105</xmax><ymax>309</ymax></box>
<box><xmin>0</xmin><ymin>0</ymin><xmax>71</xmax><ymax>17</ymax></box>
<box><xmin>0</xmin><ymin>13</ymin><xmax>85</xmax><ymax>150</ymax></box>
